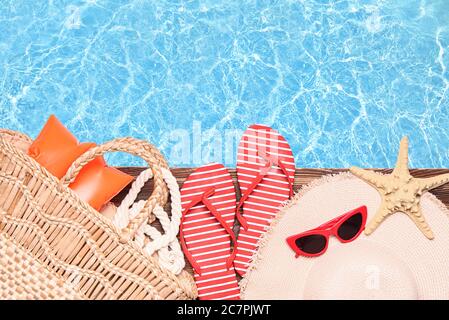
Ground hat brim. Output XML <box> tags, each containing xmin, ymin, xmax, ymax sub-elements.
<box><xmin>240</xmin><ymin>173</ymin><xmax>449</xmax><ymax>299</ymax></box>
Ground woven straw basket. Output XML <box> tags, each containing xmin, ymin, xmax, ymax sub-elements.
<box><xmin>0</xmin><ymin>129</ymin><xmax>197</xmax><ymax>300</ymax></box>
<box><xmin>0</xmin><ymin>231</ymin><xmax>84</xmax><ymax>299</ymax></box>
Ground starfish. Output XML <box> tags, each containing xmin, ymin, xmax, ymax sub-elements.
<box><xmin>350</xmin><ymin>136</ymin><xmax>449</xmax><ymax>239</ymax></box>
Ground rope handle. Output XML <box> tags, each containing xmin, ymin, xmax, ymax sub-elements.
<box><xmin>117</xmin><ymin>167</ymin><xmax>186</xmax><ymax>274</ymax></box>
<box><xmin>60</xmin><ymin>137</ymin><xmax>170</xmax><ymax>239</ymax></box>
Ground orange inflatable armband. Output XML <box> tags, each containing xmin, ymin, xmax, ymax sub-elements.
<box><xmin>28</xmin><ymin>115</ymin><xmax>95</xmax><ymax>179</ymax></box>
<box><xmin>29</xmin><ymin>115</ymin><xmax>133</xmax><ymax>211</ymax></box>
<box><xmin>68</xmin><ymin>156</ymin><xmax>133</xmax><ymax>211</ymax></box>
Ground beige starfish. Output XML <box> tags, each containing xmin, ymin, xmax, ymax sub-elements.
<box><xmin>350</xmin><ymin>136</ymin><xmax>449</xmax><ymax>239</ymax></box>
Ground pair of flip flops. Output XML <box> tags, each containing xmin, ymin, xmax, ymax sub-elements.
<box><xmin>179</xmin><ymin>125</ymin><xmax>296</xmax><ymax>300</ymax></box>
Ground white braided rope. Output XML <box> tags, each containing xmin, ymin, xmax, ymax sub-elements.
<box><xmin>113</xmin><ymin>167</ymin><xmax>185</xmax><ymax>275</ymax></box>
<box><xmin>113</xmin><ymin>169</ymin><xmax>154</xmax><ymax>229</ymax></box>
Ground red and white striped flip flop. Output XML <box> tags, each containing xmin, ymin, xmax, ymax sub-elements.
<box><xmin>179</xmin><ymin>163</ymin><xmax>240</xmax><ymax>300</ymax></box>
<box><xmin>234</xmin><ymin>124</ymin><xmax>296</xmax><ymax>276</ymax></box>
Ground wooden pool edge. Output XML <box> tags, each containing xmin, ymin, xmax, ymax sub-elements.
<box><xmin>113</xmin><ymin>168</ymin><xmax>449</xmax><ymax>207</ymax></box>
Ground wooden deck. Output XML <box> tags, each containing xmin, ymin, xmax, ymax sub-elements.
<box><xmin>111</xmin><ymin>168</ymin><xmax>449</xmax><ymax>275</ymax></box>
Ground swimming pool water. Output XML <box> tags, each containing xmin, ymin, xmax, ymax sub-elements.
<box><xmin>1</xmin><ymin>0</ymin><xmax>448</xmax><ymax>168</ymax></box>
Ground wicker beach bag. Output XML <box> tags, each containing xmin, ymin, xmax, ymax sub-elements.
<box><xmin>0</xmin><ymin>231</ymin><xmax>85</xmax><ymax>300</ymax></box>
<box><xmin>0</xmin><ymin>130</ymin><xmax>197</xmax><ymax>300</ymax></box>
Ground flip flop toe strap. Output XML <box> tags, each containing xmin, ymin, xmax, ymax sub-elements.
<box><xmin>235</xmin><ymin>162</ymin><xmax>270</xmax><ymax>230</ymax></box>
<box><xmin>180</xmin><ymin>187</ymin><xmax>236</xmax><ymax>276</ymax></box>
<box><xmin>236</xmin><ymin>151</ymin><xmax>294</xmax><ymax>230</ymax></box>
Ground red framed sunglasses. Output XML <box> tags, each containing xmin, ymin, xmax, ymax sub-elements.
<box><xmin>286</xmin><ymin>206</ymin><xmax>367</xmax><ymax>258</ymax></box>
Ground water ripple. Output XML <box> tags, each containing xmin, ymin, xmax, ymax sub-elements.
<box><xmin>0</xmin><ymin>0</ymin><xmax>448</xmax><ymax>168</ymax></box>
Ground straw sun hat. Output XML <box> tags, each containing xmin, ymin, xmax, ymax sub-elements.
<box><xmin>240</xmin><ymin>173</ymin><xmax>449</xmax><ymax>299</ymax></box>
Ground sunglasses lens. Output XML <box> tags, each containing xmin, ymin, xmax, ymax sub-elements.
<box><xmin>295</xmin><ymin>234</ymin><xmax>327</xmax><ymax>254</ymax></box>
<box><xmin>337</xmin><ymin>212</ymin><xmax>363</xmax><ymax>240</ymax></box>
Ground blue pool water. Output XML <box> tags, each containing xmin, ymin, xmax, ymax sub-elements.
<box><xmin>1</xmin><ymin>0</ymin><xmax>448</xmax><ymax>168</ymax></box>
